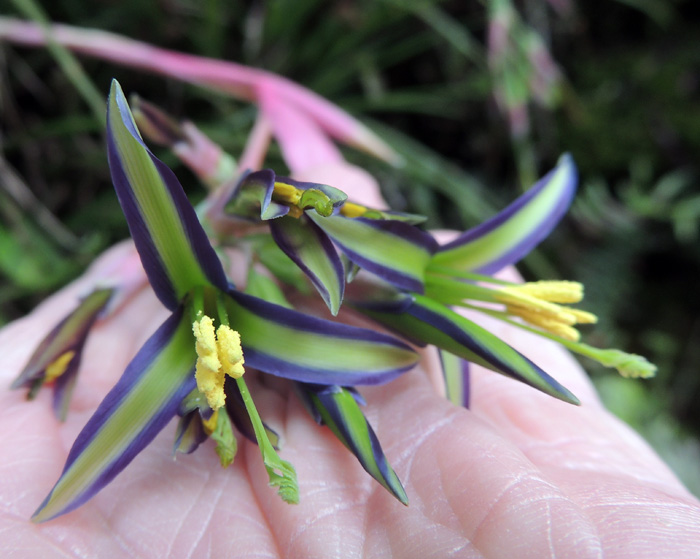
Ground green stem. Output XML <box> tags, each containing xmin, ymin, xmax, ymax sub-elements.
<box><xmin>236</xmin><ymin>376</ymin><xmax>299</xmax><ymax>504</ymax></box>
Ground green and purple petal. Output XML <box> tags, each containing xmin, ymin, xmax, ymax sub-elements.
<box><xmin>12</xmin><ymin>288</ymin><xmax>113</xmax><ymax>420</ymax></box>
<box><xmin>307</xmin><ymin>212</ymin><xmax>437</xmax><ymax>293</ymax></box>
<box><xmin>270</xmin><ymin>215</ymin><xmax>345</xmax><ymax>315</ymax></box>
<box><xmin>223</xmin><ymin>290</ymin><xmax>418</xmax><ymax>385</ymax></box>
<box><xmin>439</xmin><ymin>350</ymin><xmax>470</xmax><ymax>408</ymax></box>
<box><xmin>32</xmin><ymin>307</ymin><xmax>197</xmax><ymax>522</ymax></box>
<box><xmin>225</xmin><ymin>169</ymin><xmax>290</xmax><ymax>221</ymax></box>
<box><xmin>359</xmin><ymin>294</ymin><xmax>578</xmax><ymax>404</ymax></box>
<box><xmin>173</xmin><ymin>410</ymin><xmax>208</xmax><ymax>455</ymax></box>
<box><xmin>432</xmin><ymin>154</ymin><xmax>577</xmax><ymax>274</ymax></box>
<box><xmin>301</xmin><ymin>384</ymin><xmax>408</xmax><ymax>504</ymax></box>
<box><xmin>107</xmin><ymin>80</ymin><xmax>228</xmax><ymax>310</ymax></box>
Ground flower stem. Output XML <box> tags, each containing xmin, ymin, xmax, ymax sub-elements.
<box><xmin>235</xmin><ymin>376</ymin><xmax>299</xmax><ymax>504</ymax></box>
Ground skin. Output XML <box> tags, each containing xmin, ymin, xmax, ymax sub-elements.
<box><xmin>2</xmin><ymin>166</ymin><xmax>700</xmax><ymax>558</ymax></box>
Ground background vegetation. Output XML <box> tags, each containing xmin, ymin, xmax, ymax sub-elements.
<box><xmin>1</xmin><ymin>0</ymin><xmax>699</xmax><ymax>493</ymax></box>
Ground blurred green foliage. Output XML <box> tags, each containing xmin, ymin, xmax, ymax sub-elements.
<box><xmin>1</xmin><ymin>0</ymin><xmax>699</xmax><ymax>492</ymax></box>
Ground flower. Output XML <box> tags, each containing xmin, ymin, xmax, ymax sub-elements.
<box><xmin>26</xmin><ymin>80</ymin><xmax>418</xmax><ymax>522</ymax></box>
<box><xmin>14</xmin><ymin>78</ymin><xmax>656</xmax><ymax>523</ymax></box>
<box><xmin>223</xmin><ymin>154</ymin><xmax>655</xmax><ymax>410</ymax></box>
<box><xmin>225</xmin><ymin>170</ymin><xmax>437</xmax><ymax>315</ymax></box>
<box><xmin>11</xmin><ymin>287</ymin><xmax>113</xmax><ymax>420</ymax></box>
<box><xmin>224</xmin><ymin>158</ymin><xmax>580</xmax><ymax>405</ymax></box>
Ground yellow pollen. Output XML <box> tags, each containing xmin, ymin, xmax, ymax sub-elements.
<box><xmin>508</xmin><ymin>308</ymin><xmax>581</xmax><ymax>341</ymax></box>
<box><xmin>496</xmin><ymin>281</ymin><xmax>598</xmax><ymax>340</ymax></box>
<box><xmin>272</xmin><ymin>181</ymin><xmax>302</xmax><ymax>205</ymax></box>
<box><xmin>287</xmin><ymin>206</ymin><xmax>304</xmax><ymax>219</ymax></box>
<box><xmin>216</xmin><ymin>325</ymin><xmax>245</xmax><ymax>379</ymax></box>
<box><xmin>568</xmin><ymin>308</ymin><xmax>598</xmax><ymax>324</ymax></box>
<box><xmin>44</xmin><ymin>350</ymin><xmax>76</xmax><ymax>382</ymax></box>
<box><xmin>340</xmin><ymin>202</ymin><xmax>369</xmax><ymax>218</ymax></box>
<box><xmin>505</xmin><ymin>280</ymin><xmax>584</xmax><ymax>303</ymax></box>
<box><xmin>202</xmin><ymin>409</ymin><xmax>219</xmax><ymax>435</ymax></box>
<box><xmin>496</xmin><ymin>288</ymin><xmax>571</xmax><ymax>321</ymax></box>
<box><xmin>193</xmin><ymin>316</ymin><xmax>245</xmax><ymax>411</ymax></box>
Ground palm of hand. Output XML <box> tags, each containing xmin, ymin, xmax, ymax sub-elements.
<box><xmin>1</xmin><ymin>251</ymin><xmax>699</xmax><ymax>559</ymax></box>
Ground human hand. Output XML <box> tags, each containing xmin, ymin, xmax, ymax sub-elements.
<box><xmin>2</xmin><ymin>249</ymin><xmax>699</xmax><ymax>559</ymax></box>
<box><xmin>3</xmin><ymin>163</ymin><xmax>699</xmax><ymax>559</ymax></box>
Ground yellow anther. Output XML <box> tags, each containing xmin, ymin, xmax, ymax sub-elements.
<box><xmin>508</xmin><ymin>308</ymin><xmax>581</xmax><ymax>341</ymax></box>
<box><xmin>272</xmin><ymin>181</ymin><xmax>302</xmax><ymax>205</ymax></box>
<box><xmin>569</xmin><ymin>309</ymin><xmax>598</xmax><ymax>324</ymax></box>
<box><xmin>192</xmin><ymin>316</ymin><xmax>245</xmax><ymax>411</ymax></box>
<box><xmin>216</xmin><ymin>325</ymin><xmax>245</xmax><ymax>379</ymax></box>
<box><xmin>496</xmin><ymin>288</ymin><xmax>571</xmax><ymax>321</ymax></box>
<box><xmin>287</xmin><ymin>206</ymin><xmax>304</xmax><ymax>219</ymax></box>
<box><xmin>202</xmin><ymin>409</ymin><xmax>219</xmax><ymax>435</ymax></box>
<box><xmin>507</xmin><ymin>281</ymin><xmax>584</xmax><ymax>304</ymax></box>
<box><xmin>340</xmin><ymin>202</ymin><xmax>369</xmax><ymax>218</ymax></box>
<box><xmin>44</xmin><ymin>351</ymin><xmax>76</xmax><ymax>382</ymax></box>
<box><xmin>496</xmin><ymin>281</ymin><xmax>598</xmax><ymax>340</ymax></box>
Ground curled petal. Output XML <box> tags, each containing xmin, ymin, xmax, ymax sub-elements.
<box><xmin>432</xmin><ymin>154</ymin><xmax>577</xmax><ymax>274</ymax></box>
<box><xmin>107</xmin><ymin>80</ymin><xmax>228</xmax><ymax>309</ymax></box>
<box><xmin>32</xmin><ymin>308</ymin><xmax>197</xmax><ymax>522</ymax></box>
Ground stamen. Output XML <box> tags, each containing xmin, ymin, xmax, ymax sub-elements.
<box><xmin>271</xmin><ymin>182</ymin><xmax>335</xmax><ymax>217</ymax></box>
<box><xmin>272</xmin><ymin>181</ymin><xmax>302</xmax><ymax>205</ymax></box>
<box><xmin>507</xmin><ymin>308</ymin><xmax>580</xmax><ymax>341</ymax></box>
<box><xmin>202</xmin><ymin>409</ymin><xmax>219</xmax><ymax>435</ymax></box>
<box><xmin>569</xmin><ymin>309</ymin><xmax>598</xmax><ymax>324</ymax></box>
<box><xmin>193</xmin><ymin>316</ymin><xmax>245</xmax><ymax>411</ymax></box>
<box><xmin>496</xmin><ymin>288</ymin><xmax>573</xmax><ymax>321</ymax></box>
<box><xmin>505</xmin><ymin>280</ymin><xmax>584</xmax><ymax>303</ymax></box>
<box><xmin>495</xmin><ymin>281</ymin><xmax>598</xmax><ymax>340</ymax></box>
<box><xmin>340</xmin><ymin>202</ymin><xmax>369</xmax><ymax>218</ymax></box>
<box><xmin>216</xmin><ymin>325</ymin><xmax>245</xmax><ymax>379</ymax></box>
<box><xmin>44</xmin><ymin>351</ymin><xmax>76</xmax><ymax>382</ymax></box>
